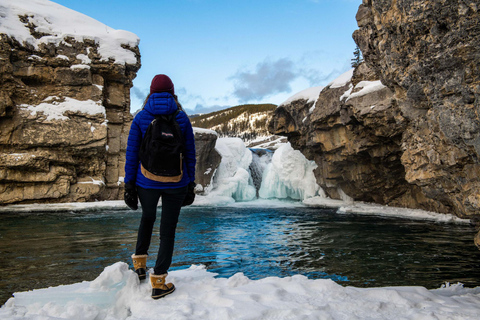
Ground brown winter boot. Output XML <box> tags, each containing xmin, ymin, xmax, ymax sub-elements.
<box><xmin>150</xmin><ymin>273</ymin><xmax>175</xmax><ymax>299</ymax></box>
<box><xmin>131</xmin><ymin>254</ymin><xmax>148</xmax><ymax>281</ymax></box>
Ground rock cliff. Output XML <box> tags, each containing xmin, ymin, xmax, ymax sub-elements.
<box><xmin>193</xmin><ymin>128</ymin><xmax>221</xmax><ymax>194</ymax></box>
<box><xmin>353</xmin><ymin>0</ymin><xmax>480</xmax><ymax>220</ymax></box>
<box><xmin>270</xmin><ymin>0</ymin><xmax>480</xmax><ymax>226</ymax></box>
<box><xmin>0</xmin><ymin>0</ymin><xmax>140</xmax><ymax>204</ymax></box>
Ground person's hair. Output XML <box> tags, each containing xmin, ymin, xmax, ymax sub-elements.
<box><xmin>142</xmin><ymin>93</ymin><xmax>150</xmax><ymax>108</ymax></box>
<box><xmin>142</xmin><ymin>93</ymin><xmax>187</xmax><ymax>115</ymax></box>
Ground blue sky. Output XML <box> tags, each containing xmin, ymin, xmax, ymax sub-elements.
<box><xmin>52</xmin><ymin>0</ymin><xmax>361</xmax><ymax>114</ymax></box>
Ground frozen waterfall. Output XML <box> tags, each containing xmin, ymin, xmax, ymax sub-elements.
<box><xmin>258</xmin><ymin>143</ymin><xmax>319</xmax><ymax>200</ymax></box>
<box><xmin>249</xmin><ymin>148</ymin><xmax>273</xmax><ymax>197</ymax></box>
<box><xmin>209</xmin><ymin>138</ymin><xmax>257</xmax><ymax>202</ymax></box>
<box><xmin>204</xmin><ymin>137</ymin><xmax>322</xmax><ymax>203</ymax></box>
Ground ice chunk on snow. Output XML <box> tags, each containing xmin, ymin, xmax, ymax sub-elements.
<box><xmin>259</xmin><ymin>143</ymin><xmax>319</xmax><ymax>200</ymax></box>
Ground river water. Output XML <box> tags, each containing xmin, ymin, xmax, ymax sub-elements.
<box><xmin>1</xmin><ymin>205</ymin><xmax>480</xmax><ymax>304</ymax></box>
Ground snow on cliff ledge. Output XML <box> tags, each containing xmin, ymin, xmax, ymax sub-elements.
<box><xmin>0</xmin><ymin>0</ymin><xmax>139</xmax><ymax>65</ymax></box>
<box><xmin>279</xmin><ymin>85</ymin><xmax>325</xmax><ymax>107</ymax></box>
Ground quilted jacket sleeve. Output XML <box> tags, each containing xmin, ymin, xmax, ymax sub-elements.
<box><xmin>179</xmin><ymin>112</ymin><xmax>196</xmax><ymax>183</ymax></box>
<box><xmin>124</xmin><ymin>117</ymin><xmax>142</xmax><ymax>184</ymax></box>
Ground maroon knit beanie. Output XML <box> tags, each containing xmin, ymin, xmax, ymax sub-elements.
<box><xmin>150</xmin><ymin>74</ymin><xmax>175</xmax><ymax>95</ymax></box>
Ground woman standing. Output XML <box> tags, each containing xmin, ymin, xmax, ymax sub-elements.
<box><xmin>124</xmin><ymin>74</ymin><xmax>196</xmax><ymax>299</ymax></box>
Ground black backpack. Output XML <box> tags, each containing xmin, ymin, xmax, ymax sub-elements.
<box><xmin>139</xmin><ymin>110</ymin><xmax>184</xmax><ymax>182</ymax></box>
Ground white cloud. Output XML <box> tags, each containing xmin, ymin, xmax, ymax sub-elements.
<box><xmin>229</xmin><ymin>56</ymin><xmax>347</xmax><ymax>103</ymax></box>
<box><xmin>230</xmin><ymin>58</ymin><xmax>298</xmax><ymax>102</ymax></box>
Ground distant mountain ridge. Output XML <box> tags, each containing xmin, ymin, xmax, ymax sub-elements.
<box><xmin>190</xmin><ymin>104</ymin><xmax>277</xmax><ymax>141</ymax></box>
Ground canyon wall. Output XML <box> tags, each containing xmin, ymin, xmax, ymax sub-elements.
<box><xmin>270</xmin><ymin>0</ymin><xmax>480</xmax><ymax>226</ymax></box>
<box><xmin>353</xmin><ymin>0</ymin><xmax>480</xmax><ymax>219</ymax></box>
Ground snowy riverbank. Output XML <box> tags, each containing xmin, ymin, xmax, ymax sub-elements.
<box><xmin>0</xmin><ymin>197</ymin><xmax>470</xmax><ymax>225</ymax></box>
<box><xmin>2</xmin><ymin>262</ymin><xmax>480</xmax><ymax>320</ymax></box>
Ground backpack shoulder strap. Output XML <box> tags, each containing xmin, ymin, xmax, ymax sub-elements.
<box><xmin>172</xmin><ymin>110</ymin><xmax>183</xmax><ymax>140</ymax></box>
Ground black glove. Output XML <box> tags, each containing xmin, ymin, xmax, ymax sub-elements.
<box><xmin>182</xmin><ymin>181</ymin><xmax>196</xmax><ymax>206</ymax></box>
<box><xmin>124</xmin><ymin>182</ymin><xmax>138</xmax><ymax>210</ymax></box>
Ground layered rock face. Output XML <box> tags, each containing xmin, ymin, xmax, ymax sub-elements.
<box><xmin>270</xmin><ymin>0</ymin><xmax>480</xmax><ymax>223</ymax></box>
<box><xmin>353</xmin><ymin>0</ymin><xmax>480</xmax><ymax>219</ymax></box>
<box><xmin>269</xmin><ymin>65</ymin><xmax>439</xmax><ymax>210</ymax></box>
<box><xmin>0</xmin><ymin>1</ymin><xmax>140</xmax><ymax>204</ymax></box>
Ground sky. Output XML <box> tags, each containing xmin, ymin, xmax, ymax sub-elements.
<box><xmin>51</xmin><ymin>0</ymin><xmax>361</xmax><ymax>114</ymax></box>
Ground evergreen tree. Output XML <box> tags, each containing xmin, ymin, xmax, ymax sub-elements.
<box><xmin>351</xmin><ymin>45</ymin><xmax>363</xmax><ymax>68</ymax></box>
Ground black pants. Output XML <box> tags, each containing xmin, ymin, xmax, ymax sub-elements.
<box><xmin>135</xmin><ymin>186</ymin><xmax>187</xmax><ymax>275</ymax></box>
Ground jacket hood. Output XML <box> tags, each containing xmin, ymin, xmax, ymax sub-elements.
<box><xmin>143</xmin><ymin>92</ymin><xmax>178</xmax><ymax>115</ymax></box>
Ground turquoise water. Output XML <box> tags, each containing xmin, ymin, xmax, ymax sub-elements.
<box><xmin>1</xmin><ymin>206</ymin><xmax>480</xmax><ymax>304</ymax></box>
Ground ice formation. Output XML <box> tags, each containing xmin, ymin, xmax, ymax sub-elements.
<box><xmin>206</xmin><ymin>138</ymin><xmax>321</xmax><ymax>203</ymax></box>
<box><xmin>209</xmin><ymin>137</ymin><xmax>256</xmax><ymax>202</ymax></box>
<box><xmin>259</xmin><ymin>143</ymin><xmax>319</xmax><ymax>200</ymax></box>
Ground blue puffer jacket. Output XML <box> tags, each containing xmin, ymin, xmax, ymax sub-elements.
<box><xmin>124</xmin><ymin>92</ymin><xmax>196</xmax><ymax>189</ymax></box>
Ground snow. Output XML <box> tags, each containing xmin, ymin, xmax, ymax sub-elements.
<box><xmin>78</xmin><ymin>177</ymin><xmax>105</xmax><ymax>186</ymax></box>
<box><xmin>0</xmin><ymin>0</ymin><xmax>139</xmax><ymax>65</ymax></box>
<box><xmin>27</xmin><ymin>55</ymin><xmax>42</xmax><ymax>61</ymax></box>
<box><xmin>2</xmin><ymin>262</ymin><xmax>480</xmax><ymax>320</ymax></box>
<box><xmin>328</xmin><ymin>68</ymin><xmax>354</xmax><ymax>88</ymax></box>
<box><xmin>247</xmin><ymin>135</ymin><xmax>287</xmax><ymax>149</ymax></box>
<box><xmin>345</xmin><ymin>80</ymin><xmax>387</xmax><ymax>101</ymax></box>
<box><xmin>70</xmin><ymin>64</ymin><xmax>91</xmax><ymax>70</ymax></box>
<box><xmin>76</xmin><ymin>53</ymin><xmax>92</xmax><ymax>64</ymax></box>
<box><xmin>304</xmin><ymin>197</ymin><xmax>470</xmax><ymax>224</ymax></box>
<box><xmin>2</xmin><ymin>153</ymin><xmax>36</xmax><ymax>162</ymax></box>
<box><xmin>20</xmin><ymin>97</ymin><xmax>105</xmax><ymax>121</ymax></box>
<box><xmin>193</xmin><ymin>127</ymin><xmax>218</xmax><ymax>136</ymax></box>
<box><xmin>0</xmin><ymin>200</ymin><xmax>129</xmax><ymax>214</ymax></box>
<box><xmin>279</xmin><ymin>85</ymin><xmax>325</xmax><ymax>107</ymax></box>
<box><xmin>339</xmin><ymin>84</ymin><xmax>353</xmax><ymax>101</ymax></box>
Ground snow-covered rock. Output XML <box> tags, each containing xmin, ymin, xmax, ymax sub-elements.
<box><xmin>0</xmin><ymin>0</ymin><xmax>139</xmax><ymax>65</ymax></box>
<box><xmin>0</xmin><ymin>0</ymin><xmax>140</xmax><ymax>204</ymax></box>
